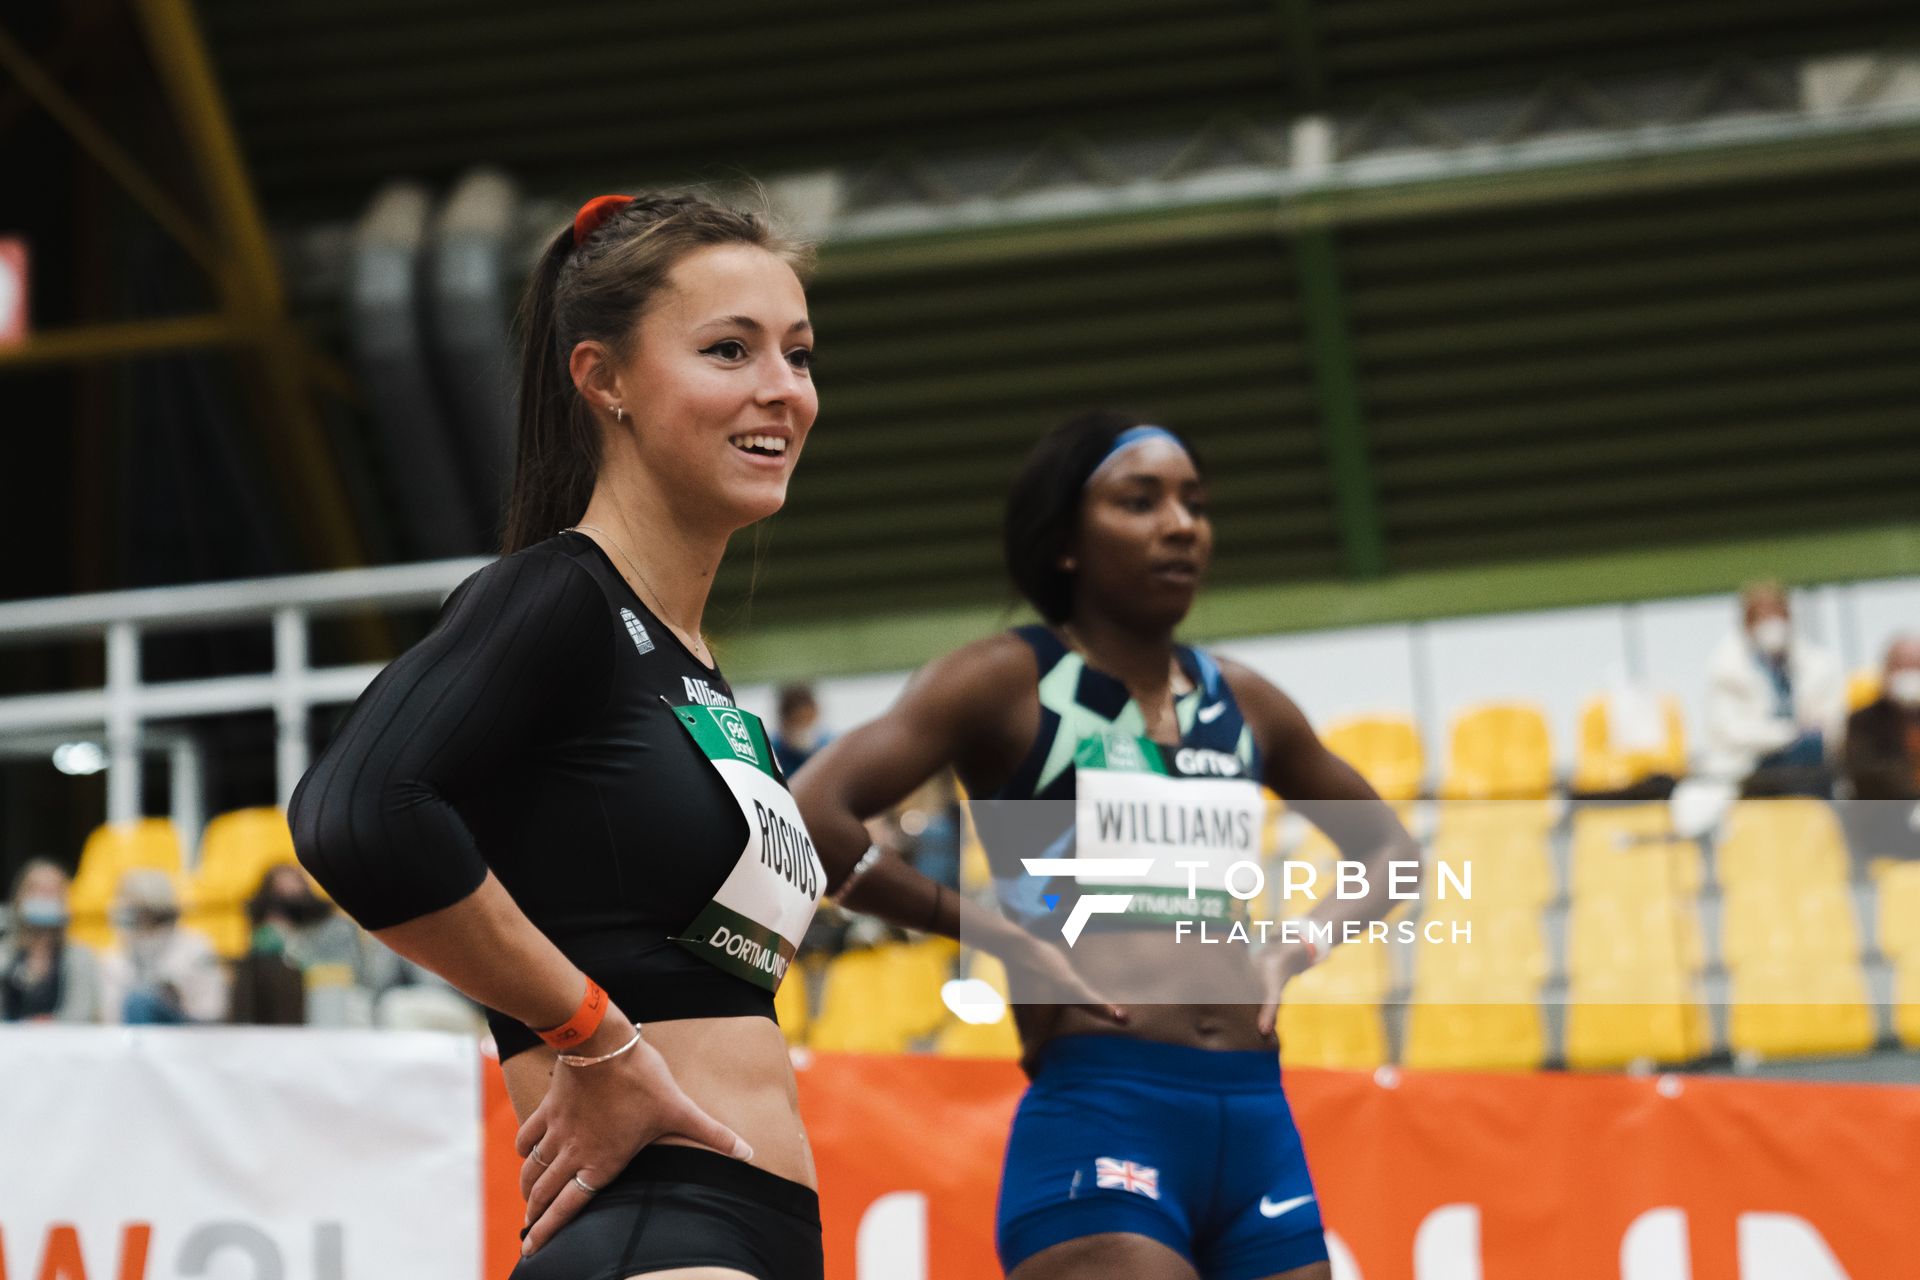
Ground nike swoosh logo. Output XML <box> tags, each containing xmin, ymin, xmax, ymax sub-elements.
<box><xmin>1197</xmin><ymin>702</ymin><xmax>1226</xmax><ymax>724</ymax></box>
<box><xmin>1259</xmin><ymin>1193</ymin><xmax>1315</xmax><ymax>1218</ymax></box>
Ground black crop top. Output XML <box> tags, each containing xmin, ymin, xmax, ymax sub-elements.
<box><xmin>289</xmin><ymin>531</ymin><xmax>775</xmax><ymax>1059</ymax></box>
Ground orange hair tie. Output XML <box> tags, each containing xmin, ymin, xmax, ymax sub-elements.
<box><xmin>536</xmin><ymin>977</ymin><xmax>609</xmax><ymax>1050</ymax></box>
<box><xmin>572</xmin><ymin>194</ymin><xmax>635</xmax><ymax>247</ymax></box>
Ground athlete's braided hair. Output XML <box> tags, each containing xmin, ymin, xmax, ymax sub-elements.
<box><xmin>502</xmin><ymin>190</ymin><xmax>813</xmax><ymax>554</ymax></box>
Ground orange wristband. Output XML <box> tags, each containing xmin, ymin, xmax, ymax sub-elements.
<box><xmin>536</xmin><ymin>977</ymin><xmax>608</xmax><ymax>1050</ymax></box>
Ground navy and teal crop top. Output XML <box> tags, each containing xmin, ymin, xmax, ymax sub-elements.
<box><xmin>983</xmin><ymin>625</ymin><xmax>1261</xmax><ymax>926</ymax></box>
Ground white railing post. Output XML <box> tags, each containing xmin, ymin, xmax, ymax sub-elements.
<box><xmin>170</xmin><ymin>736</ymin><xmax>204</xmax><ymax>868</ymax></box>
<box><xmin>105</xmin><ymin>621</ymin><xmax>142</xmax><ymax>824</ymax></box>
<box><xmin>275</xmin><ymin>606</ymin><xmax>310</xmax><ymax>810</ymax></box>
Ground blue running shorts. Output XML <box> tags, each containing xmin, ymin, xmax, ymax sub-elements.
<box><xmin>996</xmin><ymin>1035</ymin><xmax>1328</xmax><ymax>1280</ymax></box>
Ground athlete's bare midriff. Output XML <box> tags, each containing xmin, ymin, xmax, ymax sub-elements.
<box><xmin>502</xmin><ymin>1015</ymin><xmax>817</xmax><ymax>1190</ymax></box>
<box><xmin>1012</xmin><ymin>928</ymin><xmax>1277</xmax><ymax>1058</ymax></box>
<box><xmin>962</xmin><ymin>640</ymin><xmax>1282</xmax><ymax>1063</ymax></box>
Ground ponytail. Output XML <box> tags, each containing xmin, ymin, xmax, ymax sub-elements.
<box><xmin>502</xmin><ymin>227</ymin><xmax>600</xmax><ymax>554</ymax></box>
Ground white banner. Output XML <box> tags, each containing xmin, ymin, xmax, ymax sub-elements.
<box><xmin>0</xmin><ymin>1027</ymin><xmax>480</xmax><ymax>1280</ymax></box>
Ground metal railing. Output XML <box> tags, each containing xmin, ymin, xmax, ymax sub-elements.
<box><xmin>0</xmin><ymin>557</ymin><xmax>489</xmax><ymax>833</ymax></box>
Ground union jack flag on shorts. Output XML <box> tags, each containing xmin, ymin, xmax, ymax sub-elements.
<box><xmin>1094</xmin><ymin>1157</ymin><xmax>1160</xmax><ymax>1200</ymax></box>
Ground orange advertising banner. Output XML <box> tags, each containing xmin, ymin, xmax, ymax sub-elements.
<box><xmin>485</xmin><ymin>1053</ymin><xmax>1920</xmax><ymax>1279</ymax></box>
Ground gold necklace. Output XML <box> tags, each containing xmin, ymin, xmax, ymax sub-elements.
<box><xmin>568</xmin><ymin>523</ymin><xmax>710</xmax><ymax>663</ymax></box>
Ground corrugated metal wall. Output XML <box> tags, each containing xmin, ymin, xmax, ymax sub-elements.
<box><xmin>1351</xmin><ymin>159</ymin><xmax>1920</xmax><ymax>568</ymax></box>
<box><xmin>200</xmin><ymin>0</ymin><xmax>1916</xmax><ymax>213</ymax></box>
<box><xmin>194</xmin><ymin>0</ymin><xmax>1920</xmax><ymax>624</ymax></box>
<box><xmin>707</xmin><ymin>156</ymin><xmax>1920</xmax><ymax>625</ymax></box>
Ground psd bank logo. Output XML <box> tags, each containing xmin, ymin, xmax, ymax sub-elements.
<box><xmin>709</xmin><ymin>707</ymin><xmax>758</xmax><ymax>765</ymax></box>
<box><xmin>1020</xmin><ymin>857</ymin><xmax>1152</xmax><ymax>945</ymax></box>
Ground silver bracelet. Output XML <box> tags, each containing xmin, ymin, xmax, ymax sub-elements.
<box><xmin>556</xmin><ymin>1028</ymin><xmax>643</xmax><ymax>1068</ymax></box>
<box><xmin>835</xmin><ymin>844</ymin><xmax>885</xmax><ymax>898</ymax></box>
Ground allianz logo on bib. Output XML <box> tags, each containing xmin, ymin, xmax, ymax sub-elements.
<box><xmin>709</xmin><ymin>707</ymin><xmax>759</xmax><ymax>764</ymax></box>
<box><xmin>682</xmin><ymin>676</ymin><xmax>733</xmax><ymax>707</ymax></box>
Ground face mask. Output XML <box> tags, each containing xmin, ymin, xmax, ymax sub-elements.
<box><xmin>17</xmin><ymin>896</ymin><xmax>68</xmax><ymax>929</ymax></box>
<box><xmin>1890</xmin><ymin>670</ymin><xmax>1920</xmax><ymax>708</ymax></box>
<box><xmin>1750</xmin><ymin>617</ymin><xmax>1791</xmax><ymax>656</ymax></box>
<box><xmin>275</xmin><ymin>894</ymin><xmax>332</xmax><ymax>926</ymax></box>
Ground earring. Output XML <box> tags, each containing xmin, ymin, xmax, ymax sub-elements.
<box><xmin>611</xmin><ymin>404</ymin><xmax>625</xmax><ymax>421</ymax></box>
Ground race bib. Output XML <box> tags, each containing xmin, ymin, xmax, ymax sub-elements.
<box><xmin>1073</xmin><ymin>732</ymin><xmax>1264</xmax><ymax>923</ymax></box>
<box><xmin>669</xmin><ymin>704</ymin><xmax>823</xmax><ymax>990</ymax></box>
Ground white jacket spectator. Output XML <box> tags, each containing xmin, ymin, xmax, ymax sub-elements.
<box><xmin>99</xmin><ymin>868</ymin><xmax>228</xmax><ymax>1024</ymax></box>
<box><xmin>1703</xmin><ymin>582</ymin><xmax>1845</xmax><ymax>782</ymax></box>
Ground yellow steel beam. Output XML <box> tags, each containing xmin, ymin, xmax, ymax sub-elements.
<box><xmin>0</xmin><ymin>21</ymin><xmax>223</xmax><ymax>276</ymax></box>
<box><xmin>128</xmin><ymin>0</ymin><xmax>365</xmax><ymax>570</ymax></box>
<box><xmin>0</xmin><ymin>314</ymin><xmax>238</xmax><ymax>368</ymax></box>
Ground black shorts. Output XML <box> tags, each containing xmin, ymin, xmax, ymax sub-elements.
<box><xmin>511</xmin><ymin>1145</ymin><xmax>823</xmax><ymax>1280</ymax></box>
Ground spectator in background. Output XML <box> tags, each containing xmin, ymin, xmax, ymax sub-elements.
<box><xmin>1704</xmin><ymin>580</ymin><xmax>1845</xmax><ymax>797</ymax></box>
<box><xmin>771</xmin><ymin>683</ymin><xmax>832</xmax><ymax>776</ymax></box>
<box><xmin>231</xmin><ymin>863</ymin><xmax>392</xmax><ymax>1027</ymax></box>
<box><xmin>1</xmin><ymin>858</ymin><xmax>103</xmax><ymax>1022</ymax></box>
<box><xmin>229</xmin><ymin>863</ymin><xmax>331</xmax><ymax>1024</ymax></box>
<box><xmin>1841</xmin><ymin>635</ymin><xmax>1920</xmax><ymax>861</ymax></box>
<box><xmin>99</xmin><ymin>868</ymin><xmax>228</xmax><ymax>1024</ymax></box>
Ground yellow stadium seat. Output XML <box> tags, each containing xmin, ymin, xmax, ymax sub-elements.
<box><xmin>67</xmin><ymin>819</ymin><xmax>186</xmax><ymax>950</ymax></box>
<box><xmin>1412</xmin><ymin>903</ymin><xmax>1549</xmax><ymax>993</ymax></box>
<box><xmin>933</xmin><ymin>1013</ymin><xmax>1022</xmax><ymax>1059</ymax></box>
<box><xmin>1437</xmin><ymin>799</ymin><xmax>1556</xmax><ymax>842</ymax></box>
<box><xmin>1896</xmin><ymin>963</ymin><xmax>1920</xmax><ymax>1050</ymax></box>
<box><xmin>1720</xmin><ymin>884</ymin><xmax>1859</xmax><ymax>971</ymax></box>
<box><xmin>1877</xmin><ymin>863</ymin><xmax>1920</xmax><ymax>966</ymax></box>
<box><xmin>180</xmin><ymin>808</ymin><xmax>306</xmax><ymax>957</ymax></box>
<box><xmin>808</xmin><ymin>949</ymin><xmax>912</xmax><ymax>1053</ymax></box>
<box><xmin>1573</xmin><ymin>694</ymin><xmax>1688</xmax><ymax>793</ymax></box>
<box><xmin>1322</xmin><ymin>715</ymin><xmax>1425</xmax><ymax>802</ymax></box>
<box><xmin>1566</xmin><ymin>896</ymin><xmax>1703</xmax><ymax>981</ymax></box>
<box><xmin>1280</xmin><ymin>1002</ymin><xmax>1386</xmax><ymax>1070</ymax></box>
<box><xmin>774</xmin><ymin>960</ymin><xmax>812</xmax><ymax>1046</ymax></box>
<box><xmin>1716</xmin><ymin>800</ymin><xmax>1848</xmax><ymax>890</ymax></box>
<box><xmin>1292</xmin><ymin>936</ymin><xmax>1393</xmax><ymax>1002</ymax></box>
<box><xmin>189</xmin><ymin>807</ymin><xmax>298</xmax><ymax>905</ymax></box>
<box><xmin>1441</xmin><ymin>703</ymin><xmax>1554</xmax><ymax>800</ymax></box>
<box><xmin>1571</xmin><ymin>839</ymin><xmax>1704</xmax><ymax>904</ymax></box>
<box><xmin>1571</xmin><ymin>802</ymin><xmax>1672</xmax><ymax>848</ymax></box>
<box><xmin>1564</xmin><ymin>974</ymin><xmax>1710</xmax><ymax>1069</ymax></box>
<box><xmin>881</xmin><ymin>938</ymin><xmax>959</xmax><ymax>1040</ymax></box>
<box><xmin>1429</xmin><ymin>827</ymin><xmax>1554</xmax><ymax>911</ymax></box>
<box><xmin>1402</xmin><ymin>1000</ymin><xmax>1545</xmax><ymax>1071</ymax></box>
<box><xmin>1848</xmin><ymin>669</ymin><xmax>1882</xmax><ymax>712</ymax></box>
<box><xmin>1728</xmin><ymin>961</ymin><xmax>1875</xmax><ymax>1059</ymax></box>
<box><xmin>808</xmin><ymin>941</ymin><xmax>955</xmax><ymax>1053</ymax></box>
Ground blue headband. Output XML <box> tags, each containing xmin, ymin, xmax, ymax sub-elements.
<box><xmin>1084</xmin><ymin>425</ymin><xmax>1188</xmax><ymax>488</ymax></box>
